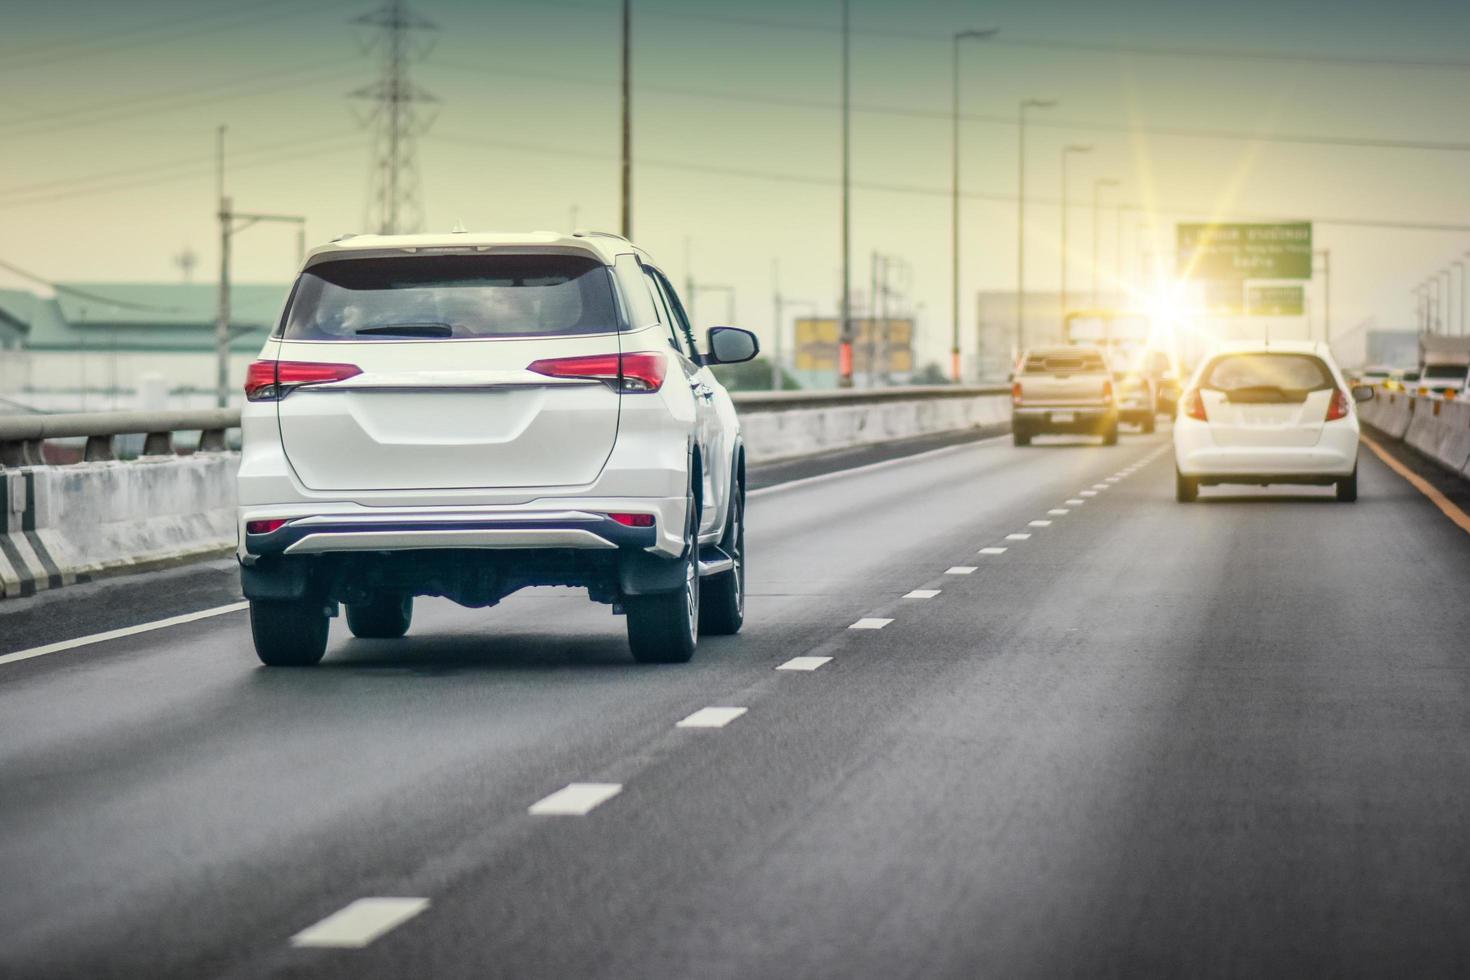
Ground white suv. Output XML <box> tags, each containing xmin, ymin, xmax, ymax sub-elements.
<box><xmin>237</xmin><ymin>231</ymin><xmax>758</xmax><ymax>667</ymax></box>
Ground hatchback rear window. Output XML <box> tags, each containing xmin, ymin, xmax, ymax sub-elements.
<box><xmin>278</xmin><ymin>254</ymin><xmax>620</xmax><ymax>341</ymax></box>
<box><xmin>1202</xmin><ymin>353</ymin><xmax>1332</xmax><ymax>399</ymax></box>
<box><xmin>1023</xmin><ymin>351</ymin><xmax>1107</xmax><ymax>374</ymax></box>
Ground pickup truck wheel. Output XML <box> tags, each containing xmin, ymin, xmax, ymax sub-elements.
<box><xmin>1176</xmin><ymin>469</ymin><xmax>1199</xmax><ymax>503</ymax></box>
<box><xmin>1336</xmin><ymin>468</ymin><xmax>1358</xmax><ymax>502</ymax></box>
<box><xmin>250</xmin><ymin>598</ymin><xmax>329</xmax><ymax>666</ymax></box>
<box><xmin>626</xmin><ymin>499</ymin><xmax>699</xmax><ymax>664</ymax></box>
<box><xmin>1102</xmin><ymin>422</ymin><xmax>1119</xmax><ymax>446</ymax></box>
<box><xmin>346</xmin><ymin>594</ymin><xmax>412</xmax><ymax>639</ymax></box>
<box><xmin>699</xmin><ymin>486</ymin><xmax>744</xmax><ymax>636</ymax></box>
<box><xmin>1140</xmin><ymin>414</ymin><xmax>1156</xmax><ymax>434</ymax></box>
<box><xmin>1012</xmin><ymin>426</ymin><xmax>1032</xmax><ymax>447</ymax></box>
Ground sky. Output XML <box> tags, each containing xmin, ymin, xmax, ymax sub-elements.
<box><xmin>2</xmin><ymin>0</ymin><xmax>1468</xmax><ymax>369</ymax></box>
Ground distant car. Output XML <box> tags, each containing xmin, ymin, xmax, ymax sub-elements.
<box><xmin>237</xmin><ymin>230</ymin><xmax>759</xmax><ymax>667</ymax></box>
<box><xmin>1011</xmin><ymin>345</ymin><xmax>1119</xmax><ymax>446</ymax></box>
<box><xmin>1350</xmin><ymin>365</ymin><xmax>1393</xmax><ymax>388</ymax></box>
<box><xmin>1418</xmin><ymin>362</ymin><xmax>1467</xmax><ymax>396</ymax></box>
<box><xmin>1173</xmin><ymin>341</ymin><xmax>1374</xmax><ymax>503</ymax></box>
<box><xmin>1106</xmin><ymin>348</ymin><xmax>1159</xmax><ymax>433</ymax></box>
<box><xmin>1385</xmin><ymin>368</ymin><xmax>1420</xmax><ymax>392</ymax></box>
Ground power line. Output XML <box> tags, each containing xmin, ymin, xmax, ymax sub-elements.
<box><xmin>432</xmin><ymin>60</ymin><xmax>1470</xmax><ymax>156</ymax></box>
<box><xmin>426</xmin><ymin>131</ymin><xmax>1470</xmax><ymax>234</ymax></box>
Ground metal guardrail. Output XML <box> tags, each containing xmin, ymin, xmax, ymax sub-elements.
<box><xmin>0</xmin><ymin>408</ymin><xmax>239</xmax><ymax>468</ymax></box>
<box><xmin>0</xmin><ymin>385</ymin><xmax>1010</xmax><ymax>467</ymax></box>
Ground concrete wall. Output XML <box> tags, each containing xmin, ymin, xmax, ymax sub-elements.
<box><xmin>0</xmin><ymin>389</ymin><xmax>1011</xmax><ymax>598</ymax></box>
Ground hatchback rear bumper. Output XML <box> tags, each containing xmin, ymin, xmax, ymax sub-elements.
<box><xmin>1174</xmin><ymin>420</ymin><xmax>1359</xmax><ymax>480</ymax></box>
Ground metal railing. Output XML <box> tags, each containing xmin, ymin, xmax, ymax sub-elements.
<box><xmin>0</xmin><ymin>408</ymin><xmax>240</xmax><ymax>468</ymax></box>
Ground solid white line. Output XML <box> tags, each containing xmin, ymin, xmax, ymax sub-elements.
<box><xmin>1048</xmin><ymin>508</ymin><xmax>1069</xmax><ymax>515</ymax></box>
<box><xmin>903</xmin><ymin>589</ymin><xmax>941</xmax><ymax>599</ymax></box>
<box><xmin>748</xmin><ymin>434</ymin><xmax>1010</xmax><ymax>498</ymax></box>
<box><xmin>291</xmin><ymin>898</ymin><xmax>430</xmax><ymax>949</ymax></box>
<box><xmin>777</xmin><ymin>656</ymin><xmax>831</xmax><ymax>671</ymax></box>
<box><xmin>529</xmin><ymin>783</ymin><xmax>623</xmax><ymax>816</ymax></box>
<box><xmin>676</xmin><ymin>706</ymin><xmax>748</xmax><ymax>728</ymax></box>
<box><xmin>945</xmin><ymin>566</ymin><xmax>977</xmax><ymax>575</ymax></box>
<box><xmin>1065</xmin><ymin>498</ymin><xmax>1085</xmax><ymax>505</ymax></box>
<box><xmin>978</xmin><ymin>547</ymin><xmax>1007</xmax><ymax>555</ymax></box>
<box><xmin>849</xmin><ymin>617</ymin><xmax>893</xmax><ymax>630</ymax></box>
<box><xmin>1005</xmin><ymin>533</ymin><xmax>1031</xmax><ymax>541</ymax></box>
<box><xmin>0</xmin><ymin>601</ymin><xmax>250</xmax><ymax>669</ymax></box>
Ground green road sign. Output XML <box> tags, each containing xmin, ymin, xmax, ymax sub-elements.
<box><xmin>1177</xmin><ymin>222</ymin><xmax>1312</xmax><ymax>280</ymax></box>
<box><xmin>1247</xmin><ymin>285</ymin><xmax>1305</xmax><ymax>316</ymax></box>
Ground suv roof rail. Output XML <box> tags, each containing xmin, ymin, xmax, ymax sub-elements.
<box><xmin>571</xmin><ymin>230</ymin><xmax>631</xmax><ymax>242</ymax></box>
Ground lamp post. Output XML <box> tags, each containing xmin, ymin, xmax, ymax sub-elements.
<box><xmin>1090</xmin><ymin>177</ymin><xmax>1119</xmax><ymax>308</ymax></box>
<box><xmin>839</xmin><ymin>0</ymin><xmax>852</xmax><ymax>387</ymax></box>
<box><xmin>1059</xmin><ymin>144</ymin><xmax>1092</xmax><ymax>328</ymax></box>
<box><xmin>1015</xmin><ymin>97</ymin><xmax>1055</xmax><ymax>355</ymax></box>
<box><xmin>950</xmin><ymin>27</ymin><xmax>998</xmax><ymax>382</ymax></box>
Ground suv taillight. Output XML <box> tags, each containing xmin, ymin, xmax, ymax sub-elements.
<box><xmin>244</xmin><ymin>360</ymin><xmax>362</xmax><ymax>402</ymax></box>
<box><xmin>527</xmin><ymin>352</ymin><xmax>667</xmax><ymax>393</ymax></box>
<box><xmin>1183</xmin><ymin>388</ymin><xmax>1207</xmax><ymax>421</ymax></box>
<box><xmin>1325</xmin><ymin>388</ymin><xmax>1350</xmax><ymax>421</ymax></box>
<box><xmin>1011</xmin><ymin>381</ymin><xmax>1023</xmax><ymax>405</ymax></box>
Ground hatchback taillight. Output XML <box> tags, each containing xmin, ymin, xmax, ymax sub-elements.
<box><xmin>1183</xmin><ymin>388</ymin><xmax>1208</xmax><ymax>421</ymax></box>
<box><xmin>527</xmin><ymin>352</ymin><xmax>667</xmax><ymax>393</ymax></box>
<box><xmin>244</xmin><ymin>360</ymin><xmax>362</xmax><ymax>401</ymax></box>
<box><xmin>1325</xmin><ymin>388</ymin><xmax>1350</xmax><ymax>421</ymax></box>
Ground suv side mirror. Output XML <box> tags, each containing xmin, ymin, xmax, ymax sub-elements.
<box><xmin>705</xmin><ymin>326</ymin><xmax>759</xmax><ymax>365</ymax></box>
<box><xmin>1351</xmin><ymin>384</ymin><xmax>1375</xmax><ymax>403</ymax></box>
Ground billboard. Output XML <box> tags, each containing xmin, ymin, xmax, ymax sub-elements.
<box><xmin>1177</xmin><ymin>222</ymin><xmax>1312</xmax><ymax>280</ymax></box>
<box><xmin>794</xmin><ymin>318</ymin><xmax>914</xmax><ymax>374</ymax></box>
<box><xmin>1246</xmin><ymin>285</ymin><xmax>1305</xmax><ymax>316</ymax></box>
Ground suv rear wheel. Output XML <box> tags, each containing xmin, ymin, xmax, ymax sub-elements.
<box><xmin>626</xmin><ymin>499</ymin><xmax>700</xmax><ymax>664</ymax></box>
<box><xmin>346</xmin><ymin>594</ymin><xmax>413</xmax><ymax>639</ymax></box>
<box><xmin>250</xmin><ymin>598</ymin><xmax>329</xmax><ymax>666</ymax></box>
<box><xmin>699</xmin><ymin>485</ymin><xmax>745</xmax><ymax>636</ymax></box>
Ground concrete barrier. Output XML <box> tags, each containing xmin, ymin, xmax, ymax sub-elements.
<box><xmin>1362</xmin><ymin>390</ymin><xmax>1470</xmax><ymax>483</ymax></box>
<box><xmin>0</xmin><ymin>388</ymin><xmax>1011</xmax><ymax>597</ymax></box>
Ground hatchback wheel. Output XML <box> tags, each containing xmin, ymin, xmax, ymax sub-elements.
<box><xmin>1176</xmin><ymin>469</ymin><xmax>1199</xmax><ymax>503</ymax></box>
<box><xmin>250</xmin><ymin>598</ymin><xmax>329</xmax><ymax>666</ymax></box>
<box><xmin>1336</xmin><ymin>468</ymin><xmax>1358</xmax><ymax>502</ymax></box>
<box><xmin>346</xmin><ymin>594</ymin><xmax>413</xmax><ymax>639</ymax></box>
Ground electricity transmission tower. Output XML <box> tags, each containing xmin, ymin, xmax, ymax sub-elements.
<box><xmin>351</xmin><ymin>0</ymin><xmax>438</xmax><ymax>234</ymax></box>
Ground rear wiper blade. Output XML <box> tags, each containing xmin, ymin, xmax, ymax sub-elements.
<box><xmin>355</xmin><ymin>323</ymin><xmax>454</xmax><ymax>337</ymax></box>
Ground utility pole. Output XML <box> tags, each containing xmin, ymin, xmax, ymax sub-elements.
<box><xmin>1090</xmin><ymin>177</ymin><xmax>1118</xmax><ymax>308</ymax></box>
<box><xmin>868</xmin><ymin>251</ymin><xmax>883</xmax><ymax>387</ymax></box>
<box><xmin>352</xmin><ymin>0</ymin><xmax>438</xmax><ymax>235</ymax></box>
<box><xmin>215</xmin><ymin>127</ymin><xmax>306</xmax><ymax>407</ymax></box>
<box><xmin>839</xmin><ymin>0</ymin><xmax>853</xmax><ymax>388</ymax></box>
<box><xmin>772</xmin><ymin>260</ymin><xmax>817</xmax><ymax>391</ymax></box>
<box><xmin>620</xmin><ymin>0</ymin><xmax>632</xmax><ymax>238</ymax></box>
<box><xmin>1316</xmin><ymin>249</ymin><xmax>1331</xmax><ymax>343</ymax></box>
<box><xmin>1059</xmin><ymin>144</ymin><xmax>1092</xmax><ymax>330</ymax></box>
<box><xmin>1016</xmin><ymin>98</ymin><xmax>1055</xmax><ymax>358</ymax></box>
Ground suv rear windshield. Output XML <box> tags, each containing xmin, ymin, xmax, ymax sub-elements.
<box><xmin>278</xmin><ymin>254</ymin><xmax>620</xmax><ymax>341</ymax></box>
<box><xmin>1202</xmin><ymin>353</ymin><xmax>1333</xmax><ymax>399</ymax></box>
<box><xmin>1423</xmin><ymin>364</ymin><xmax>1466</xmax><ymax>380</ymax></box>
<box><xmin>1023</xmin><ymin>351</ymin><xmax>1107</xmax><ymax>374</ymax></box>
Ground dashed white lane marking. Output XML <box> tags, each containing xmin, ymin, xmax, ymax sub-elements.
<box><xmin>1105</xmin><ymin>477</ymin><xmax>1121</xmax><ymax>483</ymax></box>
<box><xmin>1006</xmin><ymin>533</ymin><xmax>1031</xmax><ymax>541</ymax></box>
<box><xmin>0</xmin><ymin>601</ymin><xmax>249</xmax><ymax>669</ymax></box>
<box><xmin>529</xmin><ymin>783</ymin><xmax>624</xmax><ymax>816</ymax></box>
<box><xmin>849</xmin><ymin>617</ymin><xmax>894</xmax><ymax>630</ymax></box>
<box><xmin>1048</xmin><ymin>508</ymin><xmax>1070</xmax><ymax>515</ymax></box>
<box><xmin>1028</xmin><ymin>520</ymin><xmax>1052</xmax><ymax>527</ymax></box>
<box><xmin>1092</xmin><ymin>484</ymin><xmax>1110</xmax><ymax>490</ymax></box>
<box><xmin>1066</xmin><ymin>498</ymin><xmax>1085</xmax><ymax>505</ymax></box>
<box><xmin>978</xmin><ymin>547</ymin><xmax>1007</xmax><ymax>555</ymax></box>
<box><xmin>1079</xmin><ymin>490</ymin><xmax>1098</xmax><ymax>497</ymax></box>
<box><xmin>778</xmin><ymin>656</ymin><xmax>832</xmax><ymax>671</ymax></box>
<box><xmin>676</xmin><ymin>706</ymin><xmax>748</xmax><ymax>728</ymax></box>
<box><xmin>903</xmin><ymin>589</ymin><xmax>941</xmax><ymax>599</ymax></box>
<box><xmin>291</xmin><ymin>897</ymin><xmax>430</xmax><ymax>949</ymax></box>
<box><xmin>945</xmin><ymin>566</ymin><xmax>977</xmax><ymax>575</ymax></box>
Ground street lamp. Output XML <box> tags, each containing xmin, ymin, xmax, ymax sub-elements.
<box><xmin>1090</xmin><ymin>177</ymin><xmax>1120</xmax><ymax>308</ymax></box>
<box><xmin>1015</xmin><ymin>97</ymin><xmax>1056</xmax><ymax>356</ymax></box>
<box><xmin>1059</xmin><ymin>144</ymin><xmax>1092</xmax><ymax>327</ymax></box>
<box><xmin>950</xmin><ymin>27</ymin><xmax>998</xmax><ymax>382</ymax></box>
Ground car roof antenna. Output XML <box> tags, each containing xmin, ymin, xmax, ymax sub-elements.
<box><xmin>451</xmin><ymin>218</ymin><xmax>467</xmax><ymax>234</ymax></box>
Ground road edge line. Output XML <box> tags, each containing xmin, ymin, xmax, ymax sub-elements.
<box><xmin>1361</xmin><ymin>434</ymin><xmax>1470</xmax><ymax>536</ymax></box>
<box><xmin>0</xmin><ymin>601</ymin><xmax>249</xmax><ymax>669</ymax></box>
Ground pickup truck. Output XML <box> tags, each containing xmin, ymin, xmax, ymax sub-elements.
<box><xmin>1011</xmin><ymin>345</ymin><xmax>1119</xmax><ymax>447</ymax></box>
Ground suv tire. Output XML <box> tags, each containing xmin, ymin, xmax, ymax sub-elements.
<box><xmin>699</xmin><ymin>485</ymin><xmax>744</xmax><ymax>636</ymax></box>
<box><xmin>626</xmin><ymin>498</ymin><xmax>700</xmax><ymax>664</ymax></box>
<box><xmin>1336</xmin><ymin>468</ymin><xmax>1358</xmax><ymax>503</ymax></box>
<box><xmin>1176</xmin><ymin>469</ymin><xmax>1199</xmax><ymax>503</ymax></box>
<box><xmin>250</xmin><ymin>598</ymin><xmax>329</xmax><ymax>666</ymax></box>
<box><xmin>346</xmin><ymin>594</ymin><xmax>413</xmax><ymax>639</ymax></box>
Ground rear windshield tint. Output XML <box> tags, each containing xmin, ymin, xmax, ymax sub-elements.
<box><xmin>1023</xmin><ymin>351</ymin><xmax>1107</xmax><ymax>374</ymax></box>
<box><xmin>278</xmin><ymin>254</ymin><xmax>620</xmax><ymax>341</ymax></box>
<box><xmin>1423</xmin><ymin>364</ymin><xmax>1466</xmax><ymax>380</ymax></box>
<box><xmin>1203</xmin><ymin>353</ymin><xmax>1332</xmax><ymax>394</ymax></box>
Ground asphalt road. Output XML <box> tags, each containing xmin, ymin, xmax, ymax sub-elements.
<box><xmin>4</xmin><ymin>427</ymin><xmax>1470</xmax><ymax>979</ymax></box>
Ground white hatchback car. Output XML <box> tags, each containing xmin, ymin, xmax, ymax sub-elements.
<box><xmin>237</xmin><ymin>230</ymin><xmax>758</xmax><ymax>666</ymax></box>
<box><xmin>1173</xmin><ymin>341</ymin><xmax>1374</xmax><ymax>503</ymax></box>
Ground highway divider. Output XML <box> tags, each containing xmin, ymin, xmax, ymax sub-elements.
<box><xmin>0</xmin><ymin>387</ymin><xmax>1009</xmax><ymax>597</ymax></box>
<box><xmin>1359</xmin><ymin>389</ymin><xmax>1470</xmax><ymax>480</ymax></box>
